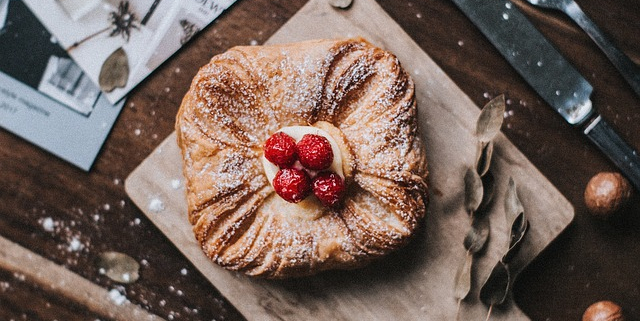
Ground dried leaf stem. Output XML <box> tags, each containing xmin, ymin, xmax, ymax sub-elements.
<box><xmin>479</xmin><ymin>177</ymin><xmax>530</xmax><ymax>320</ymax></box>
<box><xmin>453</xmin><ymin>95</ymin><xmax>505</xmax><ymax>320</ymax></box>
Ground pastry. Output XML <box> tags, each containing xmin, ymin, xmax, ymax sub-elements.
<box><xmin>175</xmin><ymin>37</ymin><xmax>428</xmax><ymax>279</ymax></box>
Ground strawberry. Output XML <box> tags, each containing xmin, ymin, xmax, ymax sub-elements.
<box><xmin>263</xmin><ymin>132</ymin><xmax>297</xmax><ymax>167</ymax></box>
<box><xmin>273</xmin><ymin>168</ymin><xmax>312</xmax><ymax>203</ymax></box>
<box><xmin>312</xmin><ymin>171</ymin><xmax>345</xmax><ymax>207</ymax></box>
<box><xmin>296</xmin><ymin>134</ymin><xmax>333</xmax><ymax>170</ymax></box>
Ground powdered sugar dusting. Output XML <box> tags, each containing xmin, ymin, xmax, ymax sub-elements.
<box><xmin>108</xmin><ymin>288</ymin><xmax>127</xmax><ymax>305</ymax></box>
<box><xmin>41</xmin><ymin>217</ymin><xmax>55</xmax><ymax>232</ymax></box>
<box><xmin>148</xmin><ymin>198</ymin><xmax>165</xmax><ymax>213</ymax></box>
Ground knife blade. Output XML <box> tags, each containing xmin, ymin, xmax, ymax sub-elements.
<box><xmin>451</xmin><ymin>0</ymin><xmax>640</xmax><ymax>191</ymax></box>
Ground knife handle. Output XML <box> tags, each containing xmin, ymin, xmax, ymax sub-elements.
<box><xmin>583</xmin><ymin>115</ymin><xmax>640</xmax><ymax>192</ymax></box>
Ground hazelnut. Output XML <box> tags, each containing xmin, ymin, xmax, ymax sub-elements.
<box><xmin>584</xmin><ymin>172</ymin><xmax>633</xmax><ymax>218</ymax></box>
<box><xmin>582</xmin><ymin>300</ymin><xmax>625</xmax><ymax>321</ymax></box>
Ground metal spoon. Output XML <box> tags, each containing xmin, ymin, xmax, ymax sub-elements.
<box><xmin>525</xmin><ymin>0</ymin><xmax>640</xmax><ymax>98</ymax></box>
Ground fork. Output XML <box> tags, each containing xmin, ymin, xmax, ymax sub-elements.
<box><xmin>525</xmin><ymin>0</ymin><xmax>640</xmax><ymax>98</ymax></box>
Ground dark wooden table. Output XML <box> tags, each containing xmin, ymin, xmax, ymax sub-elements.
<box><xmin>1</xmin><ymin>0</ymin><xmax>639</xmax><ymax>320</ymax></box>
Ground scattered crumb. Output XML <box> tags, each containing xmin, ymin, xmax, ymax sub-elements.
<box><xmin>113</xmin><ymin>178</ymin><xmax>121</xmax><ymax>185</ymax></box>
<box><xmin>103</xmin><ymin>204</ymin><xmax>111</xmax><ymax>211</ymax></box>
<box><xmin>171</xmin><ymin>179</ymin><xmax>182</xmax><ymax>189</ymax></box>
<box><xmin>108</xmin><ymin>288</ymin><xmax>127</xmax><ymax>305</ymax></box>
<box><xmin>163</xmin><ymin>87</ymin><xmax>171</xmax><ymax>93</ymax></box>
<box><xmin>41</xmin><ymin>217</ymin><xmax>55</xmax><ymax>232</ymax></box>
<box><xmin>174</xmin><ymin>67</ymin><xmax>181</xmax><ymax>73</ymax></box>
<box><xmin>13</xmin><ymin>273</ymin><xmax>25</xmax><ymax>281</ymax></box>
<box><xmin>457</xmin><ymin>40</ymin><xmax>464</xmax><ymax>46</ymax></box>
<box><xmin>68</xmin><ymin>237</ymin><xmax>84</xmax><ymax>252</ymax></box>
<box><xmin>130</xmin><ymin>218</ymin><xmax>141</xmax><ymax>226</ymax></box>
<box><xmin>134</xmin><ymin>129</ymin><xmax>141</xmax><ymax>136</ymax></box>
<box><xmin>250</xmin><ymin>39</ymin><xmax>258</xmax><ymax>46</ymax></box>
<box><xmin>180</xmin><ymin>268</ymin><xmax>188</xmax><ymax>276</ymax></box>
<box><xmin>416</xmin><ymin>12</ymin><xmax>422</xmax><ymax>19</ymax></box>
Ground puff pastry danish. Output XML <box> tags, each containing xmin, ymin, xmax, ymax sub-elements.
<box><xmin>176</xmin><ymin>38</ymin><xmax>428</xmax><ymax>278</ymax></box>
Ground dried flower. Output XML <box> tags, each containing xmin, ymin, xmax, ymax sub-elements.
<box><xmin>454</xmin><ymin>95</ymin><xmax>505</xmax><ymax>320</ymax></box>
<box><xmin>109</xmin><ymin>1</ymin><xmax>140</xmax><ymax>42</ymax></box>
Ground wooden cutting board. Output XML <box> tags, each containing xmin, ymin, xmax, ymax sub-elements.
<box><xmin>125</xmin><ymin>0</ymin><xmax>574</xmax><ymax>319</ymax></box>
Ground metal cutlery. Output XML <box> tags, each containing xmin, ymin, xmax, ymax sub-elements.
<box><xmin>451</xmin><ymin>0</ymin><xmax>640</xmax><ymax>191</ymax></box>
<box><xmin>524</xmin><ymin>0</ymin><xmax>640</xmax><ymax>98</ymax></box>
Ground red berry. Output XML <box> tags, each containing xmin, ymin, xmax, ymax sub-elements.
<box><xmin>273</xmin><ymin>168</ymin><xmax>312</xmax><ymax>203</ymax></box>
<box><xmin>312</xmin><ymin>171</ymin><xmax>345</xmax><ymax>207</ymax></box>
<box><xmin>296</xmin><ymin>134</ymin><xmax>333</xmax><ymax>170</ymax></box>
<box><xmin>264</xmin><ymin>132</ymin><xmax>297</xmax><ymax>167</ymax></box>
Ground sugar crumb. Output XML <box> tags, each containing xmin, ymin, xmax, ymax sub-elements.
<box><xmin>108</xmin><ymin>288</ymin><xmax>127</xmax><ymax>305</ymax></box>
<box><xmin>41</xmin><ymin>217</ymin><xmax>55</xmax><ymax>232</ymax></box>
<box><xmin>148</xmin><ymin>198</ymin><xmax>165</xmax><ymax>213</ymax></box>
<box><xmin>68</xmin><ymin>237</ymin><xmax>84</xmax><ymax>252</ymax></box>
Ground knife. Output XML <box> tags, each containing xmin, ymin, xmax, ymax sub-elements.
<box><xmin>451</xmin><ymin>0</ymin><xmax>640</xmax><ymax>191</ymax></box>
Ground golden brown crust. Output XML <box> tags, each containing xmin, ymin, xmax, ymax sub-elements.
<box><xmin>175</xmin><ymin>38</ymin><xmax>428</xmax><ymax>278</ymax></box>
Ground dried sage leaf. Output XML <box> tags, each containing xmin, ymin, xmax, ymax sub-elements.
<box><xmin>502</xmin><ymin>177</ymin><xmax>529</xmax><ymax>263</ymax></box>
<box><xmin>504</xmin><ymin>177</ymin><xmax>524</xmax><ymax>227</ymax></box>
<box><xmin>464</xmin><ymin>218</ymin><xmax>490</xmax><ymax>254</ymax></box>
<box><xmin>477</xmin><ymin>171</ymin><xmax>496</xmax><ymax>213</ymax></box>
<box><xmin>99</xmin><ymin>47</ymin><xmax>129</xmax><ymax>92</ymax></box>
<box><xmin>464</xmin><ymin>167</ymin><xmax>483</xmax><ymax>213</ymax></box>
<box><xmin>97</xmin><ymin>251</ymin><xmax>139</xmax><ymax>284</ymax></box>
<box><xmin>476</xmin><ymin>95</ymin><xmax>506</xmax><ymax>143</ymax></box>
<box><xmin>328</xmin><ymin>0</ymin><xmax>353</xmax><ymax>9</ymax></box>
<box><xmin>454</xmin><ymin>253</ymin><xmax>473</xmax><ymax>300</ymax></box>
<box><xmin>475</xmin><ymin>141</ymin><xmax>494</xmax><ymax>177</ymax></box>
<box><xmin>479</xmin><ymin>260</ymin><xmax>511</xmax><ymax>307</ymax></box>
<box><xmin>502</xmin><ymin>214</ymin><xmax>529</xmax><ymax>263</ymax></box>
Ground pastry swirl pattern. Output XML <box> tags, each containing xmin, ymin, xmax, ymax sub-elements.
<box><xmin>176</xmin><ymin>38</ymin><xmax>428</xmax><ymax>278</ymax></box>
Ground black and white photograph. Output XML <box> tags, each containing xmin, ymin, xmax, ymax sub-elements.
<box><xmin>23</xmin><ymin>0</ymin><xmax>238</xmax><ymax>103</ymax></box>
<box><xmin>0</xmin><ymin>0</ymin><xmax>124</xmax><ymax>170</ymax></box>
<box><xmin>0</xmin><ymin>0</ymin><xmax>101</xmax><ymax>116</ymax></box>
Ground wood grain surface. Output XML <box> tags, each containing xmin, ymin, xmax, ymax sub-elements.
<box><xmin>125</xmin><ymin>1</ymin><xmax>574</xmax><ymax>319</ymax></box>
<box><xmin>1</xmin><ymin>0</ymin><xmax>639</xmax><ymax>320</ymax></box>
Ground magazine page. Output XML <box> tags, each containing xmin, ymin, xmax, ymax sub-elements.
<box><xmin>22</xmin><ymin>0</ymin><xmax>238</xmax><ymax>104</ymax></box>
<box><xmin>0</xmin><ymin>0</ymin><xmax>124</xmax><ymax>171</ymax></box>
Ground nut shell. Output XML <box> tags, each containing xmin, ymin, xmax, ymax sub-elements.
<box><xmin>584</xmin><ymin>172</ymin><xmax>632</xmax><ymax>218</ymax></box>
<box><xmin>582</xmin><ymin>300</ymin><xmax>625</xmax><ymax>321</ymax></box>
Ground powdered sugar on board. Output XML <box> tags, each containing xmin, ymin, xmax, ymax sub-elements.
<box><xmin>148</xmin><ymin>198</ymin><xmax>165</xmax><ymax>213</ymax></box>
